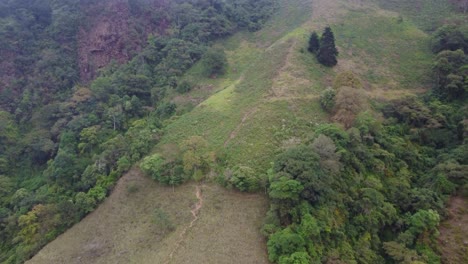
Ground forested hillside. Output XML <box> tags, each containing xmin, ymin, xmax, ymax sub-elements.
<box><xmin>1</xmin><ymin>0</ymin><xmax>467</xmax><ymax>264</ymax></box>
<box><xmin>0</xmin><ymin>0</ymin><xmax>277</xmax><ymax>262</ymax></box>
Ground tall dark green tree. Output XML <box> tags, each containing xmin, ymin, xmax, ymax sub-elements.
<box><xmin>308</xmin><ymin>31</ymin><xmax>320</xmax><ymax>53</ymax></box>
<box><xmin>317</xmin><ymin>26</ymin><xmax>338</xmax><ymax>67</ymax></box>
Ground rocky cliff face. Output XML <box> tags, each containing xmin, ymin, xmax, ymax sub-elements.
<box><xmin>77</xmin><ymin>0</ymin><xmax>169</xmax><ymax>82</ymax></box>
<box><xmin>0</xmin><ymin>0</ymin><xmax>169</xmax><ymax>110</ymax></box>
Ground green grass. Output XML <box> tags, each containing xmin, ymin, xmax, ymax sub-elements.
<box><xmin>374</xmin><ymin>0</ymin><xmax>461</xmax><ymax>32</ymax></box>
<box><xmin>159</xmin><ymin>0</ymin><xmax>321</xmax><ymax>173</ymax></box>
<box><xmin>250</xmin><ymin>0</ymin><xmax>313</xmax><ymax>47</ymax></box>
<box><xmin>334</xmin><ymin>11</ymin><xmax>433</xmax><ymax>89</ymax></box>
<box><xmin>160</xmin><ymin>0</ymin><xmax>437</xmax><ymax>174</ymax></box>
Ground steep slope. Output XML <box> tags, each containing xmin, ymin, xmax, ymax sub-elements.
<box><xmin>27</xmin><ymin>0</ymin><xmax>441</xmax><ymax>263</ymax></box>
<box><xmin>27</xmin><ymin>168</ymin><xmax>269</xmax><ymax>264</ymax></box>
<box><xmin>438</xmin><ymin>196</ymin><xmax>468</xmax><ymax>263</ymax></box>
<box><xmin>77</xmin><ymin>0</ymin><xmax>169</xmax><ymax>82</ymax></box>
<box><xmin>160</xmin><ymin>0</ymin><xmax>432</xmax><ymax>173</ymax></box>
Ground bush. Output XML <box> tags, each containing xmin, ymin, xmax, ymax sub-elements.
<box><xmin>201</xmin><ymin>48</ymin><xmax>228</xmax><ymax>77</ymax></box>
<box><xmin>126</xmin><ymin>182</ymin><xmax>139</xmax><ymax>194</ymax></box>
<box><xmin>152</xmin><ymin>208</ymin><xmax>175</xmax><ymax>233</ymax></box>
<box><xmin>156</xmin><ymin>102</ymin><xmax>176</xmax><ymax>119</ymax></box>
<box><xmin>176</xmin><ymin>81</ymin><xmax>193</xmax><ymax>94</ymax></box>
<box><xmin>227</xmin><ymin>166</ymin><xmax>262</xmax><ymax>192</ymax></box>
<box><xmin>140</xmin><ymin>154</ymin><xmax>165</xmax><ymax>181</ymax></box>
<box><xmin>333</xmin><ymin>71</ymin><xmax>362</xmax><ymax>89</ymax></box>
<box><xmin>319</xmin><ymin>87</ymin><xmax>336</xmax><ymax>112</ymax></box>
<box><xmin>332</xmin><ymin>87</ymin><xmax>368</xmax><ymax>128</ymax></box>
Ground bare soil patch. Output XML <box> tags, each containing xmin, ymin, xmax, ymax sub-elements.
<box><xmin>438</xmin><ymin>196</ymin><xmax>468</xmax><ymax>264</ymax></box>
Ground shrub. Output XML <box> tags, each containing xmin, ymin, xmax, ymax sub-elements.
<box><xmin>201</xmin><ymin>48</ymin><xmax>228</xmax><ymax>77</ymax></box>
<box><xmin>152</xmin><ymin>208</ymin><xmax>175</xmax><ymax>233</ymax></box>
<box><xmin>227</xmin><ymin>166</ymin><xmax>262</xmax><ymax>192</ymax></box>
<box><xmin>319</xmin><ymin>87</ymin><xmax>336</xmax><ymax>112</ymax></box>
<box><xmin>176</xmin><ymin>81</ymin><xmax>193</xmax><ymax>94</ymax></box>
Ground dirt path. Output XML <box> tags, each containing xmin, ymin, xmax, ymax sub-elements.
<box><xmin>164</xmin><ymin>185</ymin><xmax>204</xmax><ymax>264</ymax></box>
<box><xmin>224</xmin><ymin>108</ymin><xmax>258</xmax><ymax>147</ymax></box>
<box><xmin>438</xmin><ymin>196</ymin><xmax>468</xmax><ymax>264</ymax></box>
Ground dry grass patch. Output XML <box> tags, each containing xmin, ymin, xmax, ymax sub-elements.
<box><xmin>27</xmin><ymin>169</ymin><xmax>269</xmax><ymax>264</ymax></box>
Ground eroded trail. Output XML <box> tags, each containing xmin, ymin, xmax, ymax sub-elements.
<box><xmin>164</xmin><ymin>185</ymin><xmax>203</xmax><ymax>264</ymax></box>
<box><xmin>224</xmin><ymin>108</ymin><xmax>258</xmax><ymax>147</ymax></box>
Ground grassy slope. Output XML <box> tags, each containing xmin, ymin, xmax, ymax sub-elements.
<box><xmin>27</xmin><ymin>169</ymin><xmax>269</xmax><ymax>264</ymax></box>
<box><xmin>160</xmin><ymin>0</ymin><xmax>318</xmax><ymax>172</ymax></box>
<box><xmin>160</xmin><ymin>0</ymin><xmax>433</xmax><ymax>173</ymax></box>
<box><xmin>375</xmin><ymin>0</ymin><xmax>463</xmax><ymax>31</ymax></box>
<box><xmin>28</xmin><ymin>0</ymin><xmax>437</xmax><ymax>263</ymax></box>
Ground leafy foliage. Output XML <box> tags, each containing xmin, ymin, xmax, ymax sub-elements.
<box><xmin>225</xmin><ymin>166</ymin><xmax>263</xmax><ymax>192</ymax></box>
<box><xmin>0</xmin><ymin>0</ymin><xmax>277</xmax><ymax>261</ymax></box>
<box><xmin>264</xmin><ymin>24</ymin><xmax>467</xmax><ymax>262</ymax></box>
<box><xmin>433</xmin><ymin>49</ymin><xmax>467</xmax><ymax>100</ymax></box>
<box><xmin>319</xmin><ymin>87</ymin><xmax>336</xmax><ymax>112</ymax></box>
<box><xmin>317</xmin><ymin>26</ymin><xmax>339</xmax><ymax>67</ymax></box>
<box><xmin>201</xmin><ymin>48</ymin><xmax>229</xmax><ymax>77</ymax></box>
<box><xmin>431</xmin><ymin>25</ymin><xmax>468</xmax><ymax>54</ymax></box>
<box><xmin>307</xmin><ymin>31</ymin><xmax>320</xmax><ymax>53</ymax></box>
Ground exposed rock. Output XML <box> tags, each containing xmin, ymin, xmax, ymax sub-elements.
<box><xmin>78</xmin><ymin>0</ymin><xmax>132</xmax><ymax>82</ymax></box>
<box><xmin>77</xmin><ymin>0</ymin><xmax>169</xmax><ymax>83</ymax></box>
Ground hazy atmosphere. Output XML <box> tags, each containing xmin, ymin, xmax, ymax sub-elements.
<box><xmin>0</xmin><ymin>0</ymin><xmax>467</xmax><ymax>263</ymax></box>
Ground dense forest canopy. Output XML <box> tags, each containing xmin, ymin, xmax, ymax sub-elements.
<box><xmin>0</xmin><ymin>0</ymin><xmax>277</xmax><ymax>262</ymax></box>
<box><xmin>262</xmin><ymin>14</ymin><xmax>467</xmax><ymax>264</ymax></box>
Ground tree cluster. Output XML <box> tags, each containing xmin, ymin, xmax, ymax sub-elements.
<box><xmin>264</xmin><ymin>98</ymin><xmax>466</xmax><ymax>263</ymax></box>
<box><xmin>308</xmin><ymin>27</ymin><xmax>339</xmax><ymax>67</ymax></box>
<box><xmin>264</xmin><ymin>24</ymin><xmax>467</xmax><ymax>263</ymax></box>
<box><xmin>431</xmin><ymin>25</ymin><xmax>468</xmax><ymax>101</ymax></box>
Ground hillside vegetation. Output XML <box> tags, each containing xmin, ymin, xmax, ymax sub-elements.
<box><xmin>1</xmin><ymin>0</ymin><xmax>467</xmax><ymax>263</ymax></box>
<box><xmin>27</xmin><ymin>169</ymin><xmax>269</xmax><ymax>264</ymax></box>
<box><xmin>0</xmin><ymin>0</ymin><xmax>278</xmax><ymax>262</ymax></box>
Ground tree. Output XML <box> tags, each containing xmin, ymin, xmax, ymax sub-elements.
<box><xmin>431</xmin><ymin>25</ymin><xmax>468</xmax><ymax>53</ymax></box>
<box><xmin>279</xmin><ymin>252</ymin><xmax>313</xmax><ymax>264</ymax></box>
<box><xmin>140</xmin><ymin>154</ymin><xmax>166</xmax><ymax>182</ymax></box>
<box><xmin>269</xmin><ymin>177</ymin><xmax>304</xmax><ymax>201</ymax></box>
<box><xmin>319</xmin><ymin>87</ymin><xmax>336</xmax><ymax>112</ymax></box>
<box><xmin>332</xmin><ymin>87</ymin><xmax>367</xmax><ymax>128</ymax></box>
<box><xmin>267</xmin><ymin>228</ymin><xmax>307</xmax><ymax>262</ymax></box>
<box><xmin>408</xmin><ymin>209</ymin><xmax>440</xmax><ymax>235</ymax></box>
<box><xmin>180</xmin><ymin>136</ymin><xmax>213</xmax><ymax>178</ymax></box>
<box><xmin>228</xmin><ymin>166</ymin><xmax>261</xmax><ymax>192</ymax></box>
<box><xmin>74</xmin><ymin>192</ymin><xmax>96</xmax><ymax>217</ymax></box>
<box><xmin>308</xmin><ymin>32</ymin><xmax>320</xmax><ymax>53</ymax></box>
<box><xmin>317</xmin><ymin>27</ymin><xmax>338</xmax><ymax>67</ymax></box>
<box><xmin>383</xmin><ymin>241</ymin><xmax>423</xmax><ymax>264</ymax></box>
<box><xmin>201</xmin><ymin>48</ymin><xmax>228</xmax><ymax>77</ymax></box>
<box><xmin>433</xmin><ymin>49</ymin><xmax>467</xmax><ymax>100</ymax></box>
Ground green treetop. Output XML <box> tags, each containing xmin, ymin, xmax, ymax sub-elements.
<box><xmin>317</xmin><ymin>26</ymin><xmax>338</xmax><ymax>67</ymax></box>
<box><xmin>308</xmin><ymin>31</ymin><xmax>320</xmax><ymax>53</ymax></box>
